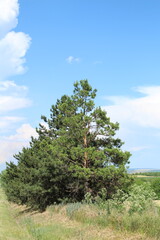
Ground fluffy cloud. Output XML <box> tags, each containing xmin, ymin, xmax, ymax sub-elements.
<box><xmin>0</xmin><ymin>0</ymin><xmax>31</xmax><ymax>117</ymax></box>
<box><xmin>0</xmin><ymin>0</ymin><xmax>33</xmax><ymax>165</ymax></box>
<box><xmin>0</xmin><ymin>0</ymin><xmax>31</xmax><ymax>80</ymax></box>
<box><xmin>102</xmin><ymin>86</ymin><xmax>160</xmax><ymax>166</ymax></box>
<box><xmin>0</xmin><ymin>116</ymin><xmax>24</xmax><ymax>132</ymax></box>
<box><xmin>0</xmin><ymin>124</ymin><xmax>38</xmax><ymax>163</ymax></box>
<box><xmin>0</xmin><ymin>0</ymin><xmax>19</xmax><ymax>37</ymax></box>
<box><xmin>0</xmin><ymin>80</ymin><xmax>31</xmax><ymax>114</ymax></box>
<box><xmin>103</xmin><ymin>86</ymin><xmax>160</xmax><ymax>128</ymax></box>
<box><xmin>0</xmin><ymin>31</ymin><xmax>31</xmax><ymax>80</ymax></box>
<box><xmin>0</xmin><ymin>0</ymin><xmax>31</xmax><ymax>81</ymax></box>
<box><xmin>7</xmin><ymin>123</ymin><xmax>38</xmax><ymax>141</ymax></box>
<box><xmin>0</xmin><ymin>80</ymin><xmax>27</xmax><ymax>93</ymax></box>
<box><xmin>66</xmin><ymin>56</ymin><xmax>80</xmax><ymax>64</ymax></box>
<box><xmin>0</xmin><ymin>95</ymin><xmax>31</xmax><ymax>113</ymax></box>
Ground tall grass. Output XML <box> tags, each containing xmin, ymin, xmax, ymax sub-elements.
<box><xmin>53</xmin><ymin>202</ymin><xmax>160</xmax><ymax>239</ymax></box>
<box><xmin>50</xmin><ymin>184</ymin><xmax>160</xmax><ymax>240</ymax></box>
<box><xmin>21</xmin><ymin>216</ymin><xmax>79</xmax><ymax>240</ymax></box>
<box><xmin>1</xmin><ymin>183</ymin><xmax>160</xmax><ymax>240</ymax></box>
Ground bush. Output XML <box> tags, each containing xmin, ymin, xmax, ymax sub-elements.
<box><xmin>94</xmin><ymin>183</ymin><xmax>157</xmax><ymax>214</ymax></box>
<box><xmin>126</xmin><ymin>183</ymin><xmax>157</xmax><ymax>214</ymax></box>
<box><xmin>151</xmin><ymin>178</ymin><xmax>160</xmax><ymax>199</ymax></box>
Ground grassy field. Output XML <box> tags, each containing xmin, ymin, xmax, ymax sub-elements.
<box><xmin>0</xmin><ymin>187</ymin><xmax>156</xmax><ymax>240</ymax></box>
<box><xmin>133</xmin><ymin>173</ymin><xmax>160</xmax><ymax>184</ymax></box>
<box><xmin>0</xmin><ymin>187</ymin><xmax>31</xmax><ymax>240</ymax></box>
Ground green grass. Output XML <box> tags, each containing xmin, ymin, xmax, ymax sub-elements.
<box><xmin>0</xmin><ymin>187</ymin><xmax>148</xmax><ymax>240</ymax></box>
<box><xmin>134</xmin><ymin>172</ymin><xmax>160</xmax><ymax>177</ymax></box>
<box><xmin>0</xmin><ymin>188</ymin><xmax>32</xmax><ymax>240</ymax></box>
<box><xmin>134</xmin><ymin>176</ymin><xmax>159</xmax><ymax>182</ymax></box>
<box><xmin>1</xmin><ymin>186</ymin><xmax>160</xmax><ymax>240</ymax></box>
<box><xmin>48</xmin><ymin>203</ymin><xmax>160</xmax><ymax>239</ymax></box>
<box><xmin>21</xmin><ymin>217</ymin><xmax>82</xmax><ymax>240</ymax></box>
<box><xmin>61</xmin><ymin>203</ymin><xmax>160</xmax><ymax>239</ymax></box>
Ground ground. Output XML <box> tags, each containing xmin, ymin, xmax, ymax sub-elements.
<box><xmin>0</xmin><ymin>187</ymin><xmax>155</xmax><ymax>240</ymax></box>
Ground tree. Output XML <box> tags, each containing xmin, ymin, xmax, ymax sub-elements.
<box><xmin>1</xmin><ymin>80</ymin><xmax>132</xmax><ymax>210</ymax></box>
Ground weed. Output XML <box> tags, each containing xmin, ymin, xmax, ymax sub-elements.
<box><xmin>66</xmin><ymin>202</ymin><xmax>82</xmax><ymax>218</ymax></box>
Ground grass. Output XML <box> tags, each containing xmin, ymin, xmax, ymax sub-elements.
<box><xmin>0</xmin><ymin>187</ymin><xmax>150</xmax><ymax>240</ymax></box>
<box><xmin>134</xmin><ymin>175</ymin><xmax>160</xmax><ymax>182</ymax></box>
<box><xmin>0</xmin><ymin>187</ymin><xmax>31</xmax><ymax>240</ymax></box>
<box><xmin>63</xmin><ymin>203</ymin><xmax>160</xmax><ymax>239</ymax></box>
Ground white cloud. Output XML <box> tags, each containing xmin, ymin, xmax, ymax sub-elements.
<box><xmin>0</xmin><ymin>95</ymin><xmax>31</xmax><ymax>113</ymax></box>
<box><xmin>0</xmin><ymin>80</ymin><xmax>31</xmax><ymax>132</ymax></box>
<box><xmin>0</xmin><ymin>0</ymin><xmax>33</xmax><ymax>165</ymax></box>
<box><xmin>0</xmin><ymin>0</ymin><xmax>19</xmax><ymax>37</ymax></box>
<box><xmin>0</xmin><ymin>141</ymin><xmax>23</xmax><ymax>163</ymax></box>
<box><xmin>102</xmin><ymin>86</ymin><xmax>160</xmax><ymax>168</ymax></box>
<box><xmin>7</xmin><ymin>123</ymin><xmax>38</xmax><ymax>141</ymax></box>
<box><xmin>103</xmin><ymin>86</ymin><xmax>160</xmax><ymax>128</ymax></box>
<box><xmin>66</xmin><ymin>56</ymin><xmax>80</xmax><ymax>64</ymax></box>
<box><xmin>0</xmin><ymin>80</ymin><xmax>27</xmax><ymax>92</ymax></box>
<box><xmin>0</xmin><ymin>0</ymin><xmax>31</xmax><ymax>82</ymax></box>
<box><xmin>0</xmin><ymin>116</ymin><xmax>24</xmax><ymax>130</ymax></box>
<box><xmin>0</xmin><ymin>80</ymin><xmax>31</xmax><ymax>114</ymax></box>
<box><xmin>0</xmin><ymin>0</ymin><xmax>31</xmax><ymax>81</ymax></box>
<box><xmin>0</xmin><ymin>124</ymin><xmax>38</xmax><ymax>163</ymax></box>
<box><xmin>0</xmin><ymin>31</ymin><xmax>31</xmax><ymax>80</ymax></box>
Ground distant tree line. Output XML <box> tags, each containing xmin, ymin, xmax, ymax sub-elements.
<box><xmin>134</xmin><ymin>172</ymin><xmax>160</xmax><ymax>177</ymax></box>
<box><xmin>1</xmin><ymin>80</ymin><xmax>132</xmax><ymax>210</ymax></box>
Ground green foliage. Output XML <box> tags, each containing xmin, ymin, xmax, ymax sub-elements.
<box><xmin>95</xmin><ymin>183</ymin><xmax>157</xmax><ymax>214</ymax></box>
<box><xmin>65</xmin><ymin>183</ymin><xmax>159</xmax><ymax>238</ymax></box>
<box><xmin>126</xmin><ymin>183</ymin><xmax>157</xmax><ymax>214</ymax></box>
<box><xmin>151</xmin><ymin>178</ymin><xmax>160</xmax><ymax>199</ymax></box>
<box><xmin>133</xmin><ymin>174</ymin><xmax>160</xmax><ymax>200</ymax></box>
<box><xmin>1</xmin><ymin>80</ymin><xmax>131</xmax><ymax>210</ymax></box>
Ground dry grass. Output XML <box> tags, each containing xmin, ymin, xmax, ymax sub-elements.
<box><xmin>134</xmin><ymin>175</ymin><xmax>152</xmax><ymax>178</ymax></box>
<box><xmin>154</xmin><ymin>200</ymin><xmax>160</xmax><ymax>207</ymax></box>
<box><xmin>13</xmin><ymin>203</ymin><xmax>153</xmax><ymax>240</ymax></box>
<box><xmin>0</xmin><ymin>188</ymin><xmax>158</xmax><ymax>240</ymax></box>
<box><xmin>25</xmin><ymin>209</ymin><xmax>146</xmax><ymax>239</ymax></box>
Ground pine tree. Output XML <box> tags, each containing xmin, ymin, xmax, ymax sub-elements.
<box><xmin>1</xmin><ymin>80</ymin><xmax>131</xmax><ymax>210</ymax></box>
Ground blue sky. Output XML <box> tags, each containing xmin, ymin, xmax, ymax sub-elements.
<box><xmin>0</xmin><ymin>0</ymin><xmax>160</xmax><ymax>171</ymax></box>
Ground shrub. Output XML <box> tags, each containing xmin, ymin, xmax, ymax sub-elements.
<box><xmin>126</xmin><ymin>183</ymin><xmax>157</xmax><ymax>214</ymax></box>
<box><xmin>151</xmin><ymin>178</ymin><xmax>160</xmax><ymax>199</ymax></box>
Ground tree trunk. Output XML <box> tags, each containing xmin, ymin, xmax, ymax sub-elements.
<box><xmin>84</xmin><ymin>134</ymin><xmax>88</xmax><ymax>168</ymax></box>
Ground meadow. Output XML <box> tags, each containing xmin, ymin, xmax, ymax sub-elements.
<box><xmin>1</xmin><ymin>183</ymin><xmax>160</xmax><ymax>240</ymax></box>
